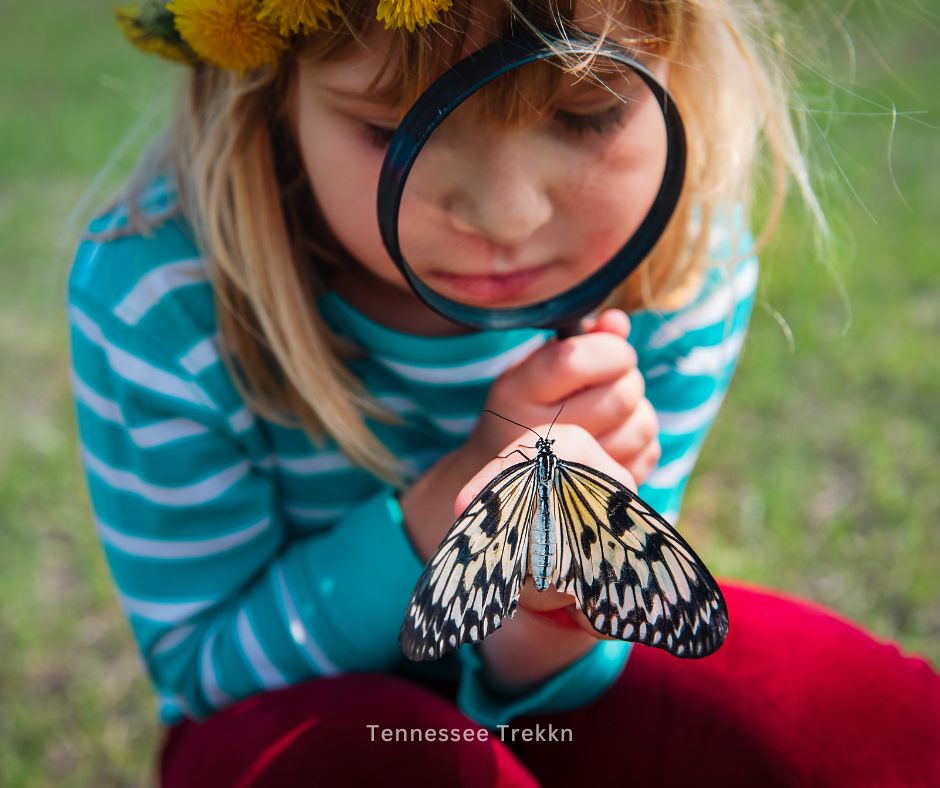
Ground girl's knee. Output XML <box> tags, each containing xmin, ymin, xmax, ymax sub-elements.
<box><xmin>161</xmin><ymin>674</ymin><xmax>538</xmax><ymax>787</ymax></box>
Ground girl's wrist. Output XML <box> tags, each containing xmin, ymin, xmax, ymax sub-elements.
<box><xmin>477</xmin><ymin>605</ymin><xmax>597</xmax><ymax>695</ymax></box>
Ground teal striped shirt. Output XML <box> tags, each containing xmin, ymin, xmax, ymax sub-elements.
<box><xmin>66</xmin><ymin>176</ymin><xmax>758</xmax><ymax>728</ymax></box>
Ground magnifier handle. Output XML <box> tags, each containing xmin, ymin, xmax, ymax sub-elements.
<box><xmin>554</xmin><ymin>319</ymin><xmax>586</xmax><ymax>340</ymax></box>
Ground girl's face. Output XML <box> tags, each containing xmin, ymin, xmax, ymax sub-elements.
<box><xmin>293</xmin><ymin>11</ymin><xmax>668</xmax><ymax>331</ymax></box>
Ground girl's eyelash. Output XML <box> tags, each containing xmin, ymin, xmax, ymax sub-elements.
<box><xmin>363</xmin><ymin>123</ymin><xmax>396</xmax><ymax>148</ymax></box>
<box><xmin>554</xmin><ymin>104</ymin><xmax>628</xmax><ymax>137</ymax></box>
<box><xmin>362</xmin><ymin>104</ymin><xmax>627</xmax><ymax>149</ymax></box>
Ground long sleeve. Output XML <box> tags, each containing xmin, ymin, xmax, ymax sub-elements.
<box><xmin>68</xmin><ymin>182</ymin><xmax>758</xmax><ymax>729</ymax></box>
<box><xmin>68</xmin><ymin>291</ymin><xmax>424</xmax><ymax>723</ymax></box>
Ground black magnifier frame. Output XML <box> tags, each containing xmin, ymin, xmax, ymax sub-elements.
<box><xmin>377</xmin><ymin>28</ymin><xmax>686</xmax><ymax>334</ymax></box>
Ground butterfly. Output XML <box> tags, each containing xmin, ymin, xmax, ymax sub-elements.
<box><xmin>399</xmin><ymin>411</ymin><xmax>728</xmax><ymax>661</ymax></box>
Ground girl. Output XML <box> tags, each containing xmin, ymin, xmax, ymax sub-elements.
<box><xmin>68</xmin><ymin>0</ymin><xmax>939</xmax><ymax>785</ymax></box>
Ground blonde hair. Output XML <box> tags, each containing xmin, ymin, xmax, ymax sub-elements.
<box><xmin>97</xmin><ymin>0</ymin><xmax>824</xmax><ymax>487</ymax></box>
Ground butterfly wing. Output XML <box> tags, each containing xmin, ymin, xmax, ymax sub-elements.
<box><xmin>399</xmin><ymin>460</ymin><xmax>538</xmax><ymax>661</ymax></box>
<box><xmin>550</xmin><ymin>460</ymin><xmax>728</xmax><ymax>658</ymax></box>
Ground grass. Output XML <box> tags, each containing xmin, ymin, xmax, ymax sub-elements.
<box><xmin>1</xmin><ymin>1</ymin><xmax>937</xmax><ymax>784</ymax></box>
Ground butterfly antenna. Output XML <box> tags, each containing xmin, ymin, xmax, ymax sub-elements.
<box><xmin>482</xmin><ymin>408</ymin><xmax>543</xmax><ymax>441</ymax></box>
<box><xmin>545</xmin><ymin>404</ymin><xmax>564</xmax><ymax>440</ymax></box>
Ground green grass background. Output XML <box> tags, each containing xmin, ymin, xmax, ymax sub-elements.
<box><xmin>1</xmin><ymin>1</ymin><xmax>937</xmax><ymax>784</ymax></box>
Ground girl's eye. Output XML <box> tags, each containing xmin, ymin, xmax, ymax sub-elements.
<box><xmin>554</xmin><ymin>104</ymin><xmax>629</xmax><ymax>137</ymax></box>
<box><xmin>363</xmin><ymin>122</ymin><xmax>397</xmax><ymax>149</ymax></box>
<box><xmin>360</xmin><ymin>105</ymin><xmax>629</xmax><ymax>149</ymax></box>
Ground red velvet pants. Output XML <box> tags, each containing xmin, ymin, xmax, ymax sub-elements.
<box><xmin>159</xmin><ymin>583</ymin><xmax>940</xmax><ymax>787</ymax></box>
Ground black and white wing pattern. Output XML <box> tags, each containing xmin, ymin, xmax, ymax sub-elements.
<box><xmin>550</xmin><ymin>459</ymin><xmax>728</xmax><ymax>658</ymax></box>
<box><xmin>399</xmin><ymin>460</ymin><xmax>537</xmax><ymax>661</ymax></box>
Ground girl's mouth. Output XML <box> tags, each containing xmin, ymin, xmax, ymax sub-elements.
<box><xmin>427</xmin><ymin>262</ymin><xmax>551</xmax><ymax>303</ymax></box>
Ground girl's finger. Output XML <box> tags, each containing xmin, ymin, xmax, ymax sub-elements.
<box><xmin>596</xmin><ymin>397</ymin><xmax>660</xmax><ymax>459</ymax></box>
<box><xmin>510</xmin><ymin>332</ymin><xmax>637</xmax><ymax>405</ymax></box>
<box><xmin>561</xmin><ymin>368</ymin><xmax>646</xmax><ymax>437</ymax></box>
<box><xmin>453</xmin><ymin>449</ymin><xmax>527</xmax><ymax>516</ymax></box>
<box><xmin>630</xmin><ymin>440</ymin><xmax>663</xmax><ymax>485</ymax></box>
<box><xmin>589</xmin><ymin>308</ymin><xmax>630</xmax><ymax>338</ymax></box>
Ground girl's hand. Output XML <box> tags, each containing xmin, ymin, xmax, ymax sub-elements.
<box><xmin>399</xmin><ymin>308</ymin><xmax>659</xmax><ymax>564</ymax></box>
<box><xmin>468</xmin><ymin>308</ymin><xmax>661</xmax><ymax>488</ymax></box>
<box><xmin>454</xmin><ymin>424</ymin><xmax>631</xmax><ymax>692</ymax></box>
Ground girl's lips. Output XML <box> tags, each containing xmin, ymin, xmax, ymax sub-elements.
<box><xmin>427</xmin><ymin>263</ymin><xmax>551</xmax><ymax>302</ymax></box>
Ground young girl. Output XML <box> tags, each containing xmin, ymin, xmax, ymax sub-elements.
<box><xmin>68</xmin><ymin>0</ymin><xmax>939</xmax><ymax>785</ymax></box>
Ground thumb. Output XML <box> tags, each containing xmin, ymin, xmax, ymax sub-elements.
<box><xmin>453</xmin><ymin>450</ymin><xmax>529</xmax><ymax>518</ymax></box>
<box><xmin>585</xmin><ymin>308</ymin><xmax>630</xmax><ymax>339</ymax></box>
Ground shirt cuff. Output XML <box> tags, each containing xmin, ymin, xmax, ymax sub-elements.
<box><xmin>456</xmin><ymin>638</ymin><xmax>632</xmax><ymax>729</ymax></box>
<box><xmin>292</xmin><ymin>485</ymin><xmax>425</xmax><ymax>670</ymax></box>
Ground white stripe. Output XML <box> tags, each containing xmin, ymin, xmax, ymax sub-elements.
<box><xmin>81</xmin><ymin>444</ymin><xmax>251</xmax><ymax>506</ymax></box>
<box><xmin>648</xmin><ymin>260</ymin><xmax>757</xmax><ymax>349</ymax></box>
<box><xmin>644</xmin><ymin>331</ymin><xmax>746</xmax><ymax>381</ymax></box>
<box><xmin>688</xmin><ymin>210</ymin><xmax>738</xmax><ymax>253</ymax></box>
<box><xmin>375</xmin><ymin>394</ymin><xmax>478</xmax><ymax>435</ymax></box>
<box><xmin>199</xmin><ymin>628</ymin><xmax>234</xmax><ymax>710</ymax></box>
<box><xmin>704</xmin><ymin>223</ymin><xmax>730</xmax><ymax>252</ymax></box>
<box><xmin>119</xmin><ymin>592</ymin><xmax>216</xmax><ymax>624</ymax></box>
<box><xmin>644</xmin><ymin>449</ymin><xmax>700</xmax><ymax>490</ymax></box>
<box><xmin>376</xmin><ymin>334</ymin><xmax>546</xmax><ymax>384</ymax></box>
<box><xmin>237</xmin><ymin>609</ymin><xmax>288</xmax><ymax>688</ymax></box>
<box><xmin>643</xmin><ymin>363</ymin><xmax>671</xmax><ymax>380</ymax></box>
<box><xmin>273</xmin><ymin>451</ymin><xmax>353</xmax><ymax>474</ymax></box>
<box><xmin>273</xmin><ymin>564</ymin><xmax>339</xmax><ymax>675</ymax></box>
<box><xmin>272</xmin><ymin>450</ymin><xmax>439</xmax><ymax>476</ymax></box>
<box><xmin>674</xmin><ymin>331</ymin><xmax>746</xmax><ymax>377</ymax></box>
<box><xmin>656</xmin><ymin>391</ymin><xmax>725</xmax><ymax>435</ymax></box>
<box><xmin>69</xmin><ymin>303</ymin><xmax>216</xmax><ymax>411</ymax></box>
<box><xmin>228</xmin><ymin>406</ymin><xmax>256</xmax><ymax>433</ymax></box>
<box><xmin>284</xmin><ymin>504</ymin><xmax>349</xmax><ymax>523</ymax></box>
<box><xmin>96</xmin><ymin>514</ymin><xmax>272</xmax><ymax>559</ymax></box>
<box><xmin>72</xmin><ymin>369</ymin><xmax>212</xmax><ymax>448</ymax></box>
<box><xmin>131</xmin><ymin>418</ymin><xmax>211</xmax><ymax>448</ymax></box>
<box><xmin>71</xmin><ymin>370</ymin><xmax>122</xmax><ymax>422</ymax></box>
<box><xmin>179</xmin><ymin>335</ymin><xmax>221</xmax><ymax>376</ymax></box>
<box><xmin>435</xmin><ymin>415</ymin><xmax>477</xmax><ymax>434</ymax></box>
<box><xmin>150</xmin><ymin>625</ymin><xmax>198</xmax><ymax>657</ymax></box>
<box><xmin>113</xmin><ymin>258</ymin><xmax>206</xmax><ymax>326</ymax></box>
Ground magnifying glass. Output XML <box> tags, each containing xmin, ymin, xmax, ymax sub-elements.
<box><xmin>377</xmin><ymin>28</ymin><xmax>686</xmax><ymax>338</ymax></box>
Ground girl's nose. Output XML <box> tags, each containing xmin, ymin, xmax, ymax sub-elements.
<box><xmin>444</xmin><ymin>141</ymin><xmax>553</xmax><ymax>248</ymax></box>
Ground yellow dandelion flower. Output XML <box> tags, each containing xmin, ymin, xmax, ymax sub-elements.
<box><xmin>376</xmin><ymin>0</ymin><xmax>453</xmax><ymax>32</ymax></box>
<box><xmin>115</xmin><ymin>4</ymin><xmax>199</xmax><ymax>65</ymax></box>
<box><xmin>167</xmin><ymin>0</ymin><xmax>286</xmax><ymax>72</ymax></box>
<box><xmin>257</xmin><ymin>0</ymin><xmax>340</xmax><ymax>36</ymax></box>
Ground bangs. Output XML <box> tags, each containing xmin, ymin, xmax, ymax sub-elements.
<box><xmin>296</xmin><ymin>0</ymin><xmax>675</xmax><ymax>126</ymax></box>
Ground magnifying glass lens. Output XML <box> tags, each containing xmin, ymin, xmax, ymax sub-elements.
<box><xmin>397</xmin><ymin>55</ymin><xmax>668</xmax><ymax>311</ymax></box>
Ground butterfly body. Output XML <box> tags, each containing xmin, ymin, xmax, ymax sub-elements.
<box><xmin>400</xmin><ymin>426</ymin><xmax>729</xmax><ymax>662</ymax></box>
<box><xmin>531</xmin><ymin>440</ymin><xmax>557</xmax><ymax>592</ymax></box>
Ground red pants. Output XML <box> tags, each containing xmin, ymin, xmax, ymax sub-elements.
<box><xmin>159</xmin><ymin>583</ymin><xmax>940</xmax><ymax>787</ymax></box>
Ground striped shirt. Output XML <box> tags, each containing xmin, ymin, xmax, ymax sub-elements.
<box><xmin>66</xmin><ymin>176</ymin><xmax>758</xmax><ymax>728</ymax></box>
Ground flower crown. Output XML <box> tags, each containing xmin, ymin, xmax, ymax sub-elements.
<box><xmin>117</xmin><ymin>0</ymin><xmax>453</xmax><ymax>72</ymax></box>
